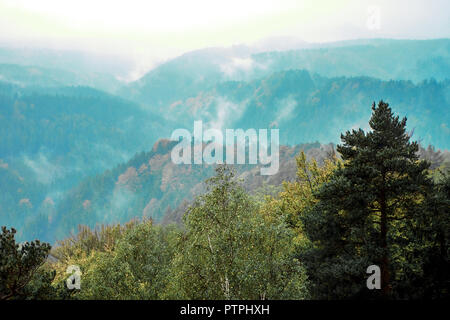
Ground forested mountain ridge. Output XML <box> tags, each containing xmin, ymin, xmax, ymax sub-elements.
<box><xmin>121</xmin><ymin>39</ymin><xmax>450</xmax><ymax>108</ymax></box>
<box><xmin>33</xmin><ymin>140</ymin><xmax>335</xmax><ymax>241</ymax></box>
<box><xmin>0</xmin><ymin>39</ymin><xmax>449</xmax><ymax>243</ymax></box>
<box><xmin>1</xmin><ymin>74</ymin><xmax>449</xmax><ymax>242</ymax></box>
<box><xmin>152</xmin><ymin>70</ymin><xmax>450</xmax><ymax>149</ymax></box>
<box><xmin>0</xmin><ymin>64</ymin><xmax>123</xmax><ymax>93</ymax></box>
<box><xmin>0</xmin><ymin>46</ymin><xmax>131</xmax><ymax>93</ymax></box>
<box><xmin>0</xmin><ymin>83</ymin><xmax>179</xmax><ymax>240</ymax></box>
<box><xmin>42</xmin><ymin>139</ymin><xmax>449</xmax><ymax>243</ymax></box>
<box><xmin>0</xmin><ymin>36</ymin><xmax>448</xmax><ymax>300</ymax></box>
<box><xmin>2</xmin><ymin>102</ymin><xmax>448</xmax><ymax>300</ymax></box>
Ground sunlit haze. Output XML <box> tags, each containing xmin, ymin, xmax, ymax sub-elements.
<box><xmin>1</xmin><ymin>0</ymin><xmax>449</xmax><ymax>78</ymax></box>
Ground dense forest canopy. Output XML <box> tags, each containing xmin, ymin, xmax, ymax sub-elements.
<box><xmin>0</xmin><ymin>39</ymin><xmax>448</xmax><ymax>300</ymax></box>
<box><xmin>1</xmin><ymin>102</ymin><xmax>448</xmax><ymax>300</ymax></box>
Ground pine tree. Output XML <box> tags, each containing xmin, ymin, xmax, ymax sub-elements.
<box><xmin>301</xmin><ymin>101</ymin><xmax>432</xmax><ymax>299</ymax></box>
<box><xmin>0</xmin><ymin>226</ymin><xmax>60</xmax><ymax>299</ymax></box>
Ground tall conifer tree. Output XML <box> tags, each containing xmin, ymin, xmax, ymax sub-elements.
<box><xmin>301</xmin><ymin>101</ymin><xmax>431</xmax><ymax>299</ymax></box>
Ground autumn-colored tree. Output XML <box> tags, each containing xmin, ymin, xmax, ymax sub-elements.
<box><xmin>259</xmin><ymin>151</ymin><xmax>338</xmax><ymax>247</ymax></box>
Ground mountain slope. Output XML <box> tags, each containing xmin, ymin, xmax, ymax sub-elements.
<box><xmin>0</xmin><ymin>46</ymin><xmax>132</xmax><ymax>93</ymax></box>
<box><xmin>0</xmin><ymin>83</ymin><xmax>179</xmax><ymax>240</ymax></box>
<box><xmin>48</xmin><ymin>140</ymin><xmax>335</xmax><ymax>242</ymax></box>
<box><xmin>41</xmin><ymin>139</ymin><xmax>449</xmax><ymax>243</ymax></box>
<box><xmin>150</xmin><ymin>70</ymin><xmax>450</xmax><ymax>149</ymax></box>
<box><xmin>121</xmin><ymin>39</ymin><xmax>450</xmax><ymax>109</ymax></box>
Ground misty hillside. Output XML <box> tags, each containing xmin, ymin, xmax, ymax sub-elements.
<box><xmin>0</xmin><ymin>83</ymin><xmax>173</xmax><ymax>162</ymax></box>
<box><xmin>12</xmin><ymin>136</ymin><xmax>448</xmax><ymax>243</ymax></box>
<box><xmin>121</xmin><ymin>39</ymin><xmax>450</xmax><ymax>108</ymax></box>
<box><xmin>0</xmin><ymin>46</ymin><xmax>131</xmax><ymax>93</ymax></box>
<box><xmin>0</xmin><ymin>39</ymin><xmax>449</xmax><ymax>243</ymax></box>
<box><xmin>0</xmin><ymin>83</ymin><xmax>179</xmax><ymax>240</ymax></box>
<box><xmin>36</xmin><ymin>140</ymin><xmax>338</xmax><ymax>241</ymax></box>
<box><xmin>251</xmin><ymin>39</ymin><xmax>450</xmax><ymax>82</ymax></box>
<box><xmin>0</xmin><ymin>64</ymin><xmax>123</xmax><ymax>93</ymax></box>
<box><xmin>137</xmin><ymin>70</ymin><xmax>450</xmax><ymax>149</ymax></box>
<box><xmin>2</xmin><ymin>0</ymin><xmax>450</xmax><ymax>302</ymax></box>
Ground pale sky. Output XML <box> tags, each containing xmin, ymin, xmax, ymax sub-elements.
<box><xmin>0</xmin><ymin>0</ymin><xmax>449</xmax><ymax>71</ymax></box>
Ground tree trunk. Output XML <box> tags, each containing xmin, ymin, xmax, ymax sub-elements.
<box><xmin>380</xmin><ymin>189</ymin><xmax>391</xmax><ymax>297</ymax></box>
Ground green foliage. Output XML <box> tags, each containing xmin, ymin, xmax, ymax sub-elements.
<box><xmin>2</xmin><ymin>134</ymin><xmax>448</xmax><ymax>300</ymax></box>
<box><xmin>1</xmin><ymin>38</ymin><xmax>449</xmax><ymax>300</ymax></box>
<box><xmin>406</xmin><ymin>171</ymin><xmax>450</xmax><ymax>299</ymax></box>
<box><xmin>0</xmin><ymin>226</ymin><xmax>64</xmax><ymax>299</ymax></box>
<box><xmin>168</xmin><ymin>165</ymin><xmax>308</xmax><ymax>299</ymax></box>
<box><xmin>72</xmin><ymin>221</ymin><xmax>177</xmax><ymax>299</ymax></box>
<box><xmin>260</xmin><ymin>151</ymin><xmax>339</xmax><ymax>246</ymax></box>
<box><xmin>3</xmin><ymin>65</ymin><xmax>449</xmax><ymax>244</ymax></box>
<box><xmin>300</xmin><ymin>101</ymin><xmax>441</xmax><ymax>299</ymax></box>
<box><xmin>52</xmin><ymin>222</ymin><xmax>140</xmax><ymax>261</ymax></box>
<box><xmin>53</xmin><ymin>167</ymin><xmax>308</xmax><ymax>300</ymax></box>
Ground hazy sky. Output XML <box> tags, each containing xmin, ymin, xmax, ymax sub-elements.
<box><xmin>1</xmin><ymin>0</ymin><xmax>449</xmax><ymax>71</ymax></box>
